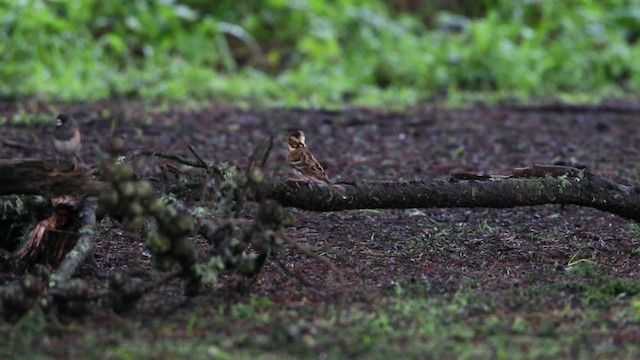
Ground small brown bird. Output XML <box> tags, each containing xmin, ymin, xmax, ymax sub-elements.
<box><xmin>283</xmin><ymin>130</ymin><xmax>346</xmax><ymax>199</ymax></box>
<box><xmin>53</xmin><ymin>114</ymin><xmax>82</xmax><ymax>168</ymax></box>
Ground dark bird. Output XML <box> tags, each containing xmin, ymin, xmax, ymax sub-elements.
<box><xmin>53</xmin><ymin>113</ymin><xmax>82</xmax><ymax>168</ymax></box>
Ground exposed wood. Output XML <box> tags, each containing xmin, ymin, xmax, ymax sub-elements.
<box><xmin>12</xmin><ymin>196</ymin><xmax>84</xmax><ymax>270</ymax></box>
<box><xmin>50</xmin><ymin>198</ymin><xmax>97</xmax><ymax>285</ymax></box>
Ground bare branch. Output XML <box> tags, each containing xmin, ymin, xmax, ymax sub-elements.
<box><xmin>128</xmin><ymin>150</ymin><xmax>224</xmax><ymax>176</ymax></box>
<box><xmin>188</xmin><ymin>145</ymin><xmax>208</xmax><ymax>168</ymax></box>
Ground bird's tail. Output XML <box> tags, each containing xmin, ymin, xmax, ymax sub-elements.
<box><xmin>328</xmin><ymin>182</ymin><xmax>347</xmax><ymax>199</ymax></box>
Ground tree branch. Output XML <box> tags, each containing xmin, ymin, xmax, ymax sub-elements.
<box><xmin>255</xmin><ymin>166</ymin><xmax>640</xmax><ymax>222</ymax></box>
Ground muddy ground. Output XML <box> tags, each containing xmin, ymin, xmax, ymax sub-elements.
<box><xmin>1</xmin><ymin>100</ymin><xmax>640</xmax><ymax>358</ymax></box>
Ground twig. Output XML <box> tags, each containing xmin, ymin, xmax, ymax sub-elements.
<box><xmin>247</xmin><ymin>132</ymin><xmax>274</xmax><ymax>172</ymax></box>
<box><xmin>2</xmin><ymin>140</ymin><xmax>35</xmax><ymax>151</ymax></box>
<box><xmin>188</xmin><ymin>145</ymin><xmax>214</xmax><ymax>203</ymax></box>
<box><xmin>129</xmin><ymin>150</ymin><xmax>223</xmax><ymax>176</ymax></box>
<box><xmin>129</xmin><ymin>149</ymin><xmax>202</xmax><ymax>167</ymax></box>
<box><xmin>188</xmin><ymin>145</ymin><xmax>208</xmax><ymax>168</ymax></box>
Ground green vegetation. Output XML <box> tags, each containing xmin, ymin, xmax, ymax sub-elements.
<box><xmin>2</xmin><ymin>0</ymin><xmax>640</xmax><ymax>107</ymax></box>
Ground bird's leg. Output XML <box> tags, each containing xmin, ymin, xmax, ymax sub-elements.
<box><xmin>287</xmin><ymin>172</ymin><xmax>311</xmax><ymax>190</ymax></box>
<box><xmin>287</xmin><ymin>178</ymin><xmax>301</xmax><ymax>187</ymax></box>
<box><xmin>76</xmin><ymin>154</ymin><xmax>85</xmax><ymax>167</ymax></box>
<box><xmin>290</xmin><ymin>179</ymin><xmax>314</xmax><ymax>190</ymax></box>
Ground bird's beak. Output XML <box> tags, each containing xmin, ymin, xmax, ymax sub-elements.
<box><xmin>55</xmin><ymin>118</ymin><xmax>62</xmax><ymax>126</ymax></box>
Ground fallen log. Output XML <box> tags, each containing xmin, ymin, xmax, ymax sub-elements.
<box><xmin>0</xmin><ymin>160</ymin><xmax>638</xmax><ymax>222</ymax></box>
<box><xmin>256</xmin><ymin>165</ymin><xmax>640</xmax><ymax>222</ymax></box>
<box><xmin>0</xmin><ymin>159</ymin><xmax>105</xmax><ymax>197</ymax></box>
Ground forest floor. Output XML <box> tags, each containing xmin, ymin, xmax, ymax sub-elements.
<box><xmin>1</xmin><ymin>100</ymin><xmax>640</xmax><ymax>359</ymax></box>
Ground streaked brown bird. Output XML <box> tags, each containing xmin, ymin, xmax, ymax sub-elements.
<box><xmin>53</xmin><ymin>113</ymin><xmax>82</xmax><ymax>168</ymax></box>
<box><xmin>283</xmin><ymin>130</ymin><xmax>346</xmax><ymax>199</ymax></box>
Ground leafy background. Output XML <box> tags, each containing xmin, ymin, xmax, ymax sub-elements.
<box><xmin>2</xmin><ymin>0</ymin><xmax>640</xmax><ymax>107</ymax></box>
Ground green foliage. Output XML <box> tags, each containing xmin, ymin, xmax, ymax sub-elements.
<box><xmin>1</xmin><ymin>0</ymin><xmax>640</xmax><ymax>106</ymax></box>
<box><xmin>229</xmin><ymin>296</ymin><xmax>275</xmax><ymax>320</ymax></box>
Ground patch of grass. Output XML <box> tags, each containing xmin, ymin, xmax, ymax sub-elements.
<box><xmin>416</xmin><ymin>219</ymin><xmax>458</xmax><ymax>254</ymax></box>
<box><xmin>627</xmin><ymin>223</ymin><xmax>640</xmax><ymax>238</ymax></box>
<box><xmin>229</xmin><ymin>295</ymin><xmax>276</xmax><ymax>321</ymax></box>
<box><xmin>324</xmin><ymin>286</ymin><xmax>640</xmax><ymax>359</ymax></box>
<box><xmin>557</xmin><ymin>261</ymin><xmax>640</xmax><ymax>304</ymax></box>
<box><xmin>626</xmin><ymin>224</ymin><xmax>640</xmax><ymax>256</ymax></box>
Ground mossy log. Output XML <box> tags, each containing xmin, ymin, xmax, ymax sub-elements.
<box><xmin>256</xmin><ymin>165</ymin><xmax>640</xmax><ymax>222</ymax></box>
<box><xmin>1</xmin><ymin>160</ymin><xmax>639</xmax><ymax>222</ymax></box>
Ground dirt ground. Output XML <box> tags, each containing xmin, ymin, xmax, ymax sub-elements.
<box><xmin>1</xmin><ymin>100</ymin><xmax>640</xmax><ymax>358</ymax></box>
